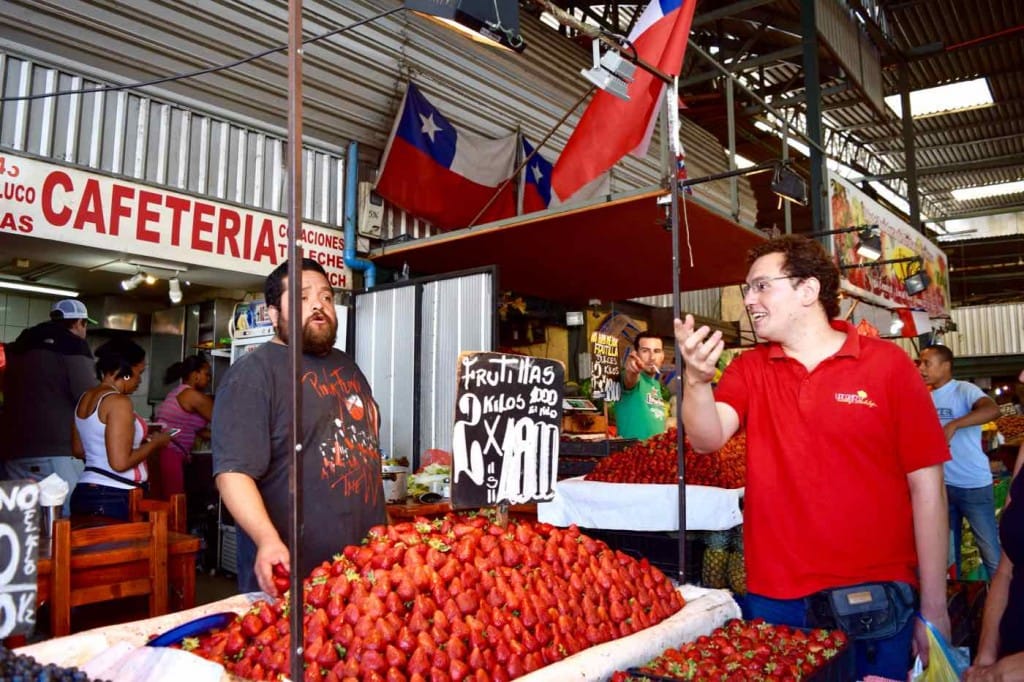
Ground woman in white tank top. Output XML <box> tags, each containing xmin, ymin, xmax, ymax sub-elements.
<box><xmin>70</xmin><ymin>338</ymin><xmax>172</xmax><ymax>520</ymax></box>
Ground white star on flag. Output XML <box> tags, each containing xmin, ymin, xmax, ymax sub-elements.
<box><xmin>530</xmin><ymin>163</ymin><xmax>544</xmax><ymax>184</ymax></box>
<box><xmin>419</xmin><ymin>113</ymin><xmax>441</xmax><ymax>143</ymax></box>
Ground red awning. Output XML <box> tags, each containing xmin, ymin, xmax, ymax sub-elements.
<box><xmin>370</xmin><ymin>188</ymin><xmax>766</xmax><ymax>304</ymax></box>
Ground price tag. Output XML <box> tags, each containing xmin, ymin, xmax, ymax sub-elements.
<box><xmin>0</xmin><ymin>480</ymin><xmax>41</xmax><ymax>638</ymax></box>
<box><xmin>451</xmin><ymin>352</ymin><xmax>564</xmax><ymax>509</ymax></box>
<box><xmin>589</xmin><ymin>331</ymin><xmax>622</xmax><ymax>401</ymax></box>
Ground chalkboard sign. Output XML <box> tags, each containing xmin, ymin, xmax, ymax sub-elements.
<box><xmin>0</xmin><ymin>480</ymin><xmax>41</xmax><ymax>638</ymax></box>
<box><xmin>451</xmin><ymin>352</ymin><xmax>565</xmax><ymax>508</ymax></box>
<box><xmin>589</xmin><ymin>331</ymin><xmax>622</xmax><ymax>401</ymax></box>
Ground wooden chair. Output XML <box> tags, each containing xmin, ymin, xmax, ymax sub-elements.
<box><xmin>50</xmin><ymin>510</ymin><xmax>168</xmax><ymax>637</ymax></box>
<box><xmin>129</xmin><ymin>487</ymin><xmax>187</xmax><ymax>532</ymax></box>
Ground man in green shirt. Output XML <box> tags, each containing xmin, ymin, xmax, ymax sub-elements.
<box><xmin>615</xmin><ymin>331</ymin><xmax>667</xmax><ymax>440</ymax></box>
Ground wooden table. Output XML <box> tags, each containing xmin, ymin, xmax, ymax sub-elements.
<box><xmin>35</xmin><ymin>520</ymin><xmax>203</xmax><ymax>613</ymax></box>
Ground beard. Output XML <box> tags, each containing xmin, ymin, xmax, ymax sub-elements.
<box><xmin>277</xmin><ymin>311</ymin><xmax>337</xmax><ymax>356</ymax></box>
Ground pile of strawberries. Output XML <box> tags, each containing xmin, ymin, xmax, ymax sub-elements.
<box><xmin>612</xmin><ymin>618</ymin><xmax>849</xmax><ymax>681</ymax></box>
<box><xmin>184</xmin><ymin>513</ymin><xmax>685</xmax><ymax>681</ymax></box>
<box><xmin>586</xmin><ymin>429</ymin><xmax>746</xmax><ymax>488</ymax></box>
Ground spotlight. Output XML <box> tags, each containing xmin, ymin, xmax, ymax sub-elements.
<box><xmin>903</xmin><ymin>269</ymin><xmax>931</xmax><ymax>296</ymax></box>
<box><xmin>770</xmin><ymin>165</ymin><xmax>808</xmax><ymax>206</ymax></box>
<box><xmin>581</xmin><ymin>39</ymin><xmax>635</xmax><ymax>101</ymax></box>
<box><xmin>143</xmin><ymin>272</ymin><xmax>157</xmax><ymax>285</ymax></box>
<box><xmin>856</xmin><ymin>226</ymin><xmax>882</xmax><ymax>261</ymax></box>
<box><xmin>168</xmin><ymin>276</ymin><xmax>183</xmax><ymax>304</ymax></box>
<box><xmin>121</xmin><ymin>272</ymin><xmax>146</xmax><ymax>291</ymax></box>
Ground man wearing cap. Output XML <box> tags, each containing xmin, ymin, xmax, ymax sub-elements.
<box><xmin>1</xmin><ymin>299</ymin><xmax>96</xmax><ymax>512</ymax></box>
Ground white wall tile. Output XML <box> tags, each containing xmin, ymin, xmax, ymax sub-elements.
<box><xmin>0</xmin><ymin>293</ymin><xmax>6</xmax><ymax>326</ymax></box>
<box><xmin>28</xmin><ymin>297</ymin><xmax>54</xmax><ymax>326</ymax></box>
<box><xmin>4</xmin><ymin>296</ymin><xmax>29</xmax><ymax>327</ymax></box>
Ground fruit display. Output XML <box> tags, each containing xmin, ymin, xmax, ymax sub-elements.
<box><xmin>996</xmin><ymin>414</ymin><xmax>1024</xmax><ymax>441</ymax></box>
<box><xmin>585</xmin><ymin>429</ymin><xmax>746</xmax><ymax>488</ymax></box>
<box><xmin>726</xmin><ymin>530</ymin><xmax>746</xmax><ymax>596</ymax></box>
<box><xmin>701</xmin><ymin>531</ymin><xmax>730</xmax><ymax>589</ymax></box>
<box><xmin>610</xmin><ymin>618</ymin><xmax>850</xmax><ymax>681</ymax></box>
<box><xmin>0</xmin><ymin>645</ymin><xmax>107</xmax><ymax>681</ymax></box>
<box><xmin>184</xmin><ymin>513</ymin><xmax>686</xmax><ymax>681</ymax></box>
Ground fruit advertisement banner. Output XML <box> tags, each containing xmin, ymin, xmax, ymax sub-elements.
<box><xmin>0</xmin><ymin>480</ymin><xmax>41</xmax><ymax>638</ymax></box>
<box><xmin>451</xmin><ymin>352</ymin><xmax>565</xmax><ymax>508</ymax></box>
<box><xmin>828</xmin><ymin>173</ymin><xmax>949</xmax><ymax>316</ymax></box>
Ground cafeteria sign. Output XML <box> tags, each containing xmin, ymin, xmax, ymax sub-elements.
<box><xmin>0</xmin><ymin>480</ymin><xmax>41</xmax><ymax>638</ymax></box>
<box><xmin>451</xmin><ymin>352</ymin><xmax>564</xmax><ymax>508</ymax></box>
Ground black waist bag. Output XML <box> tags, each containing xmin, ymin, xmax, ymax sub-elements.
<box><xmin>806</xmin><ymin>581</ymin><xmax>917</xmax><ymax>641</ymax></box>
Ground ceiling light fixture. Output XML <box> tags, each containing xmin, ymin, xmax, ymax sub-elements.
<box><xmin>407</xmin><ymin>0</ymin><xmax>524</xmax><ymax>52</ymax></box>
<box><xmin>121</xmin><ymin>272</ymin><xmax>146</xmax><ymax>291</ymax></box>
<box><xmin>168</xmin><ymin>275</ymin><xmax>183</xmax><ymax>305</ymax></box>
<box><xmin>581</xmin><ymin>38</ymin><xmax>636</xmax><ymax>101</ymax></box>
<box><xmin>0</xmin><ymin>280</ymin><xmax>80</xmax><ymax>297</ymax></box>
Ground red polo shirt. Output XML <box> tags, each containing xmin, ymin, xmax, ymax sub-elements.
<box><xmin>714</xmin><ymin>321</ymin><xmax>949</xmax><ymax>598</ymax></box>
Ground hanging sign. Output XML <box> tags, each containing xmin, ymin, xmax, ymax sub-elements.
<box><xmin>589</xmin><ymin>331</ymin><xmax>622</xmax><ymax>401</ymax></box>
<box><xmin>0</xmin><ymin>480</ymin><xmax>41</xmax><ymax>638</ymax></box>
<box><xmin>0</xmin><ymin>151</ymin><xmax>352</xmax><ymax>288</ymax></box>
<box><xmin>451</xmin><ymin>352</ymin><xmax>564</xmax><ymax>508</ymax></box>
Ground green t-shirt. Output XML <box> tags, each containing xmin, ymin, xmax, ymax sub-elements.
<box><xmin>615</xmin><ymin>371</ymin><xmax>666</xmax><ymax>440</ymax></box>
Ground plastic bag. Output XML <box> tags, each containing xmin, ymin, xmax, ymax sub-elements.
<box><xmin>909</xmin><ymin>615</ymin><xmax>970</xmax><ymax>682</ymax></box>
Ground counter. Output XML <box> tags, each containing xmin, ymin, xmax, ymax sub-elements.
<box><xmin>18</xmin><ymin>585</ymin><xmax>739</xmax><ymax>682</ymax></box>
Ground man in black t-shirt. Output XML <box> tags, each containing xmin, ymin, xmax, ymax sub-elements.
<box><xmin>213</xmin><ymin>259</ymin><xmax>385</xmax><ymax>595</ymax></box>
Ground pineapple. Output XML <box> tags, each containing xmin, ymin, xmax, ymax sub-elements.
<box><xmin>702</xmin><ymin>530</ymin><xmax>730</xmax><ymax>588</ymax></box>
<box><xmin>727</xmin><ymin>527</ymin><xmax>747</xmax><ymax>595</ymax></box>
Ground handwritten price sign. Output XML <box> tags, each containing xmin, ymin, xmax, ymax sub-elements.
<box><xmin>451</xmin><ymin>352</ymin><xmax>565</xmax><ymax>508</ymax></box>
<box><xmin>589</xmin><ymin>331</ymin><xmax>622</xmax><ymax>402</ymax></box>
<box><xmin>0</xmin><ymin>480</ymin><xmax>41</xmax><ymax>638</ymax></box>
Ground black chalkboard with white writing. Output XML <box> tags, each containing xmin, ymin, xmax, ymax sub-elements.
<box><xmin>0</xmin><ymin>480</ymin><xmax>41</xmax><ymax>638</ymax></box>
<box><xmin>589</xmin><ymin>331</ymin><xmax>622</xmax><ymax>402</ymax></box>
<box><xmin>451</xmin><ymin>352</ymin><xmax>565</xmax><ymax>509</ymax></box>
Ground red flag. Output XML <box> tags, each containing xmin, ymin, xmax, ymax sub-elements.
<box><xmin>375</xmin><ymin>83</ymin><xmax>517</xmax><ymax>230</ymax></box>
<box><xmin>552</xmin><ymin>0</ymin><xmax>696</xmax><ymax>201</ymax></box>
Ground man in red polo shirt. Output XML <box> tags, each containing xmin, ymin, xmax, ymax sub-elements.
<box><xmin>675</xmin><ymin>235</ymin><xmax>950</xmax><ymax>680</ymax></box>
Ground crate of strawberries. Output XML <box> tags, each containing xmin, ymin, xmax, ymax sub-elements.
<box><xmin>611</xmin><ymin>618</ymin><xmax>853</xmax><ymax>682</ymax></box>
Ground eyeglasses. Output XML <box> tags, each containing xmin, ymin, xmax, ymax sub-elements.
<box><xmin>740</xmin><ymin>275</ymin><xmax>800</xmax><ymax>298</ymax></box>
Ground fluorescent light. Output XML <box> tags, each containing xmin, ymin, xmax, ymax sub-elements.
<box><xmin>885</xmin><ymin>78</ymin><xmax>993</xmax><ymax>119</ymax></box>
<box><xmin>0</xmin><ymin>280</ymin><xmax>80</xmax><ymax>297</ymax></box>
<box><xmin>951</xmin><ymin>180</ymin><xmax>1024</xmax><ymax>201</ymax></box>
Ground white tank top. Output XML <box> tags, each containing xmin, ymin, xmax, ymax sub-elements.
<box><xmin>76</xmin><ymin>391</ymin><xmax>148</xmax><ymax>488</ymax></box>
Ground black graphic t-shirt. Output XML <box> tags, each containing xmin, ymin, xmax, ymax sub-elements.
<box><xmin>213</xmin><ymin>342</ymin><xmax>386</xmax><ymax>577</ymax></box>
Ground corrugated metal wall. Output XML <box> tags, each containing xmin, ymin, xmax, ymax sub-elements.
<box><xmin>419</xmin><ymin>273</ymin><xmax>494</xmax><ymax>454</ymax></box>
<box><xmin>944</xmin><ymin>303</ymin><xmax>1024</xmax><ymax>357</ymax></box>
<box><xmin>1</xmin><ymin>0</ymin><xmax>758</xmax><ymax>241</ymax></box>
<box><xmin>0</xmin><ymin>52</ymin><xmax>347</xmax><ymax>226</ymax></box>
<box><xmin>354</xmin><ymin>284</ymin><xmax>417</xmax><ymax>462</ymax></box>
<box><xmin>354</xmin><ymin>270</ymin><xmax>493</xmax><ymax>465</ymax></box>
<box><xmin>814</xmin><ymin>0</ymin><xmax>884</xmax><ymax>112</ymax></box>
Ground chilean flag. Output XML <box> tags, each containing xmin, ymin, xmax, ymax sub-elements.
<box><xmin>375</xmin><ymin>83</ymin><xmax>517</xmax><ymax>230</ymax></box>
<box><xmin>552</xmin><ymin>0</ymin><xmax>696</xmax><ymax>201</ymax></box>
<box><xmin>520</xmin><ymin>136</ymin><xmax>612</xmax><ymax>214</ymax></box>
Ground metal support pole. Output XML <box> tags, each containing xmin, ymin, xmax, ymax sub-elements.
<box><xmin>800</xmin><ymin>0</ymin><xmax>828</xmax><ymax>239</ymax></box>
<box><xmin>286</xmin><ymin>1</ymin><xmax>305</xmax><ymax>681</ymax></box>
<box><xmin>726</xmin><ymin>77</ymin><xmax>738</xmax><ymax>219</ymax></box>
<box><xmin>898</xmin><ymin>64</ymin><xmax>921</xmax><ymax>232</ymax></box>
<box><xmin>664</xmin><ymin>79</ymin><xmax>687</xmax><ymax>584</ymax></box>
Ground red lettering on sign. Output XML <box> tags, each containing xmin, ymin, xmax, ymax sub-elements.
<box><xmin>41</xmin><ymin>171</ymin><xmax>73</xmax><ymax>226</ymax></box>
<box><xmin>136</xmin><ymin>190</ymin><xmax>162</xmax><ymax>243</ymax></box>
<box><xmin>165</xmin><ymin>195</ymin><xmax>189</xmax><ymax>246</ymax></box>
<box><xmin>109</xmin><ymin>184</ymin><xmax>135</xmax><ymax>237</ymax></box>
<box><xmin>74</xmin><ymin>179</ymin><xmax>107</xmax><ymax>233</ymax></box>
<box><xmin>192</xmin><ymin>202</ymin><xmax>215</xmax><ymax>252</ymax></box>
<box><xmin>218</xmin><ymin>208</ymin><xmax>241</xmax><ymax>258</ymax></box>
<box><xmin>253</xmin><ymin>219</ymin><xmax>277</xmax><ymax>264</ymax></box>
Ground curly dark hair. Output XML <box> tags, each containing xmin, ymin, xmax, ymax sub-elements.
<box><xmin>264</xmin><ymin>258</ymin><xmax>329</xmax><ymax>309</ymax></box>
<box><xmin>747</xmin><ymin>235</ymin><xmax>840</xmax><ymax>319</ymax></box>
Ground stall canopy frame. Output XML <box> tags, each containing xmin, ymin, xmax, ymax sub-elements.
<box><xmin>370</xmin><ymin>186</ymin><xmax>767</xmax><ymax>305</ymax></box>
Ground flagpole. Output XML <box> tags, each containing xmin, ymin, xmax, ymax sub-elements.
<box><xmin>467</xmin><ymin>85</ymin><xmax>595</xmax><ymax>228</ymax></box>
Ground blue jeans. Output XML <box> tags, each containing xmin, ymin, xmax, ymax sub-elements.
<box><xmin>1</xmin><ymin>456</ymin><xmax>85</xmax><ymax>516</ymax></box>
<box><xmin>235</xmin><ymin>525</ymin><xmax>260</xmax><ymax>594</ymax></box>
<box><xmin>948</xmin><ymin>484</ymin><xmax>1001</xmax><ymax>579</ymax></box>
<box><xmin>745</xmin><ymin>591</ymin><xmax>915</xmax><ymax>680</ymax></box>
<box><xmin>69</xmin><ymin>483</ymin><xmax>131</xmax><ymax>520</ymax></box>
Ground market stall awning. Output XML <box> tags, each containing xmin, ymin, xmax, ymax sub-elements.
<box><xmin>370</xmin><ymin>187</ymin><xmax>766</xmax><ymax>304</ymax></box>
